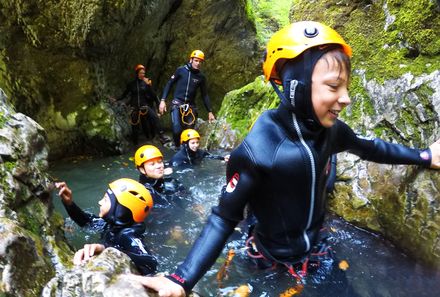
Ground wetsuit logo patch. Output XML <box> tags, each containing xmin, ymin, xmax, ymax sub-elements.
<box><xmin>226</xmin><ymin>173</ymin><xmax>239</xmax><ymax>193</ymax></box>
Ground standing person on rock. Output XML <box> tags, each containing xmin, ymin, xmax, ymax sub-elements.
<box><xmin>113</xmin><ymin>64</ymin><xmax>170</xmax><ymax>145</ymax></box>
<box><xmin>130</xmin><ymin>21</ymin><xmax>440</xmax><ymax>296</ymax></box>
<box><xmin>159</xmin><ymin>50</ymin><xmax>216</xmax><ymax>148</ymax></box>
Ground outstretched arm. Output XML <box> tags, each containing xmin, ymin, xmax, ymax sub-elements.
<box><xmin>55</xmin><ymin>181</ymin><xmax>100</xmax><ymax>227</ymax></box>
<box><xmin>132</xmin><ymin>143</ymin><xmax>259</xmax><ymax>295</ymax></box>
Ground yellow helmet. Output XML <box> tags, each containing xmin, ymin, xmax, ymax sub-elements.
<box><xmin>134</xmin><ymin>145</ymin><xmax>163</xmax><ymax>167</ymax></box>
<box><xmin>190</xmin><ymin>50</ymin><xmax>205</xmax><ymax>61</ymax></box>
<box><xmin>180</xmin><ymin>129</ymin><xmax>200</xmax><ymax>144</ymax></box>
<box><xmin>108</xmin><ymin>178</ymin><xmax>153</xmax><ymax>223</ymax></box>
<box><xmin>263</xmin><ymin>21</ymin><xmax>352</xmax><ymax>84</ymax></box>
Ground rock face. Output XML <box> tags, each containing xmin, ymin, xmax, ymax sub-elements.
<box><xmin>42</xmin><ymin>248</ymin><xmax>155</xmax><ymax>297</ymax></box>
<box><xmin>0</xmin><ymin>91</ymin><xmax>163</xmax><ymax>296</ymax></box>
<box><xmin>0</xmin><ymin>89</ymin><xmax>70</xmax><ymax>296</ymax></box>
<box><xmin>0</xmin><ymin>0</ymin><xmax>260</xmax><ymax>159</ymax></box>
<box><xmin>206</xmin><ymin>0</ymin><xmax>440</xmax><ymax>266</ymax></box>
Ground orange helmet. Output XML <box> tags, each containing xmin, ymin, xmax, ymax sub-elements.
<box><xmin>190</xmin><ymin>50</ymin><xmax>205</xmax><ymax>61</ymax></box>
<box><xmin>180</xmin><ymin>129</ymin><xmax>200</xmax><ymax>144</ymax></box>
<box><xmin>135</xmin><ymin>64</ymin><xmax>146</xmax><ymax>73</ymax></box>
<box><xmin>263</xmin><ymin>21</ymin><xmax>352</xmax><ymax>84</ymax></box>
<box><xmin>134</xmin><ymin>145</ymin><xmax>163</xmax><ymax>167</ymax></box>
<box><xmin>108</xmin><ymin>178</ymin><xmax>153</xmax><ymax>223</ymax></box>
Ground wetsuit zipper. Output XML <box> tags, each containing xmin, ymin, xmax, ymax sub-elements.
<box><xmin>184</xmin><ymin>67</ymin><xmax>191</xmax><ymax>102</ymax></box>
<box><xmin>291</xmin><ymin>113</ymin><xmax>316</xmax><ymax>252</ymax></box>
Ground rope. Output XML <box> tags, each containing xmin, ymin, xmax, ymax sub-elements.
<box><xmin>129</xmin><ymin>107</ymin><xmax>148</xmax><ymax>125</ymax></box>
<box><xmin>179</xmin><ymin>104</ymin><xmax>196</xmax><ymax>126</ymax></box>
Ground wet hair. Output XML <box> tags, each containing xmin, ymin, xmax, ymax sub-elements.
<box><xmin>318</xmin><ymin>48</ymin><xmax>351</xmax><ymax>82</ymax></box>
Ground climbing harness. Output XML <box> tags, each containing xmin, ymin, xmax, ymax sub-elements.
<box><xmin>245</xmin><ymin>231</ymin><xmax>333</xmax><ymax>285</ymax></box>
<box><xmin>129</xmin><ymin>80</ymin><xmax>149</xmax><ymax>126</ymax></box>
<box><xmin>179</xmin><ymin>103</ymin><xmax>196</xmax><ymax>126</ymax></box>
<box><xmin>130</xmin><ymin>106</ymin><xmax>149</xmax><ymax>125</ymax></box>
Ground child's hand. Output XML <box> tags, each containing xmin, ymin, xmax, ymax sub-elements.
<box><xmin>223</xmin><ymin>154</ymin><xmax>230</xmax><ymax>162</ymax></box>
<box><xmin>55</xmin><ymin>182</ymin><xmax>73</xmax><ymax>206</ymax></box>
<box><xmin>73</xmin><ymin>243</ymin><xmax>105</xmax><ymax>265</ymax></box>
<box><xmin>127</xmin><ymin>274</ymin><xmax>186</xmax><ymax>297</ymax></box>
<box><xmin>429</xmin><ymin>138</ymin><xmax>440</xmax><ymax>169</ymax></box>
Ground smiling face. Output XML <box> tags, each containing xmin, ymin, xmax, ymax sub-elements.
<box><xmin>98</xmin><ymin>194</ymin><xmax>111</xmax><ymax>218</ymax></box>
<box><xmin>188</xmin><ymin>138</ymin><xmax>200</xmax><ymax>152</ymax></box>
<box><xmin>139</xmin><ymin>157</ymin><xmax>164</xmax><ymax>179</ymax></box>
<box><xmin>311</xmin><ymin>50</ymin><xmax>351</xmax><ymax>128</ymax></box>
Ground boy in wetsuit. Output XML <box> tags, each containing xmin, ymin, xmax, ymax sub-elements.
<box><xmin>135</xmin><ymin>144</ymin><xmax>185</xmax><ymax>206</ymax></box>
<box><xmin>170</xmin><ymin>129</ymin><xmax>229</xmax><ymax>167</ymax></box>
<box><xmin>55</xmin><ymin>178</ymin><xmax>157</xmax><ymax>275</ymax></box>
<box><xmin>131</xmin><ymin>21</ymin><xmax>440</xmax><ymax>296</ymax></box>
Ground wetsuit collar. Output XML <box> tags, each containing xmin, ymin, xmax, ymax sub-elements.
<box><xmin>185</xmin><ymin>62</ymin><xmax>200</xmax><ymax>74</ymax></box>
<box><xmin>139</xmin><ymin>175</ymin><xmax>164</xmax><ymax>192</ymax></box>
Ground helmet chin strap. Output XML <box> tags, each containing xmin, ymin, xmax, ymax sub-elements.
<box><xmin>269</xmin><ymin>79</ymin><xmax>303</xmax><ymax>113</ymax></box>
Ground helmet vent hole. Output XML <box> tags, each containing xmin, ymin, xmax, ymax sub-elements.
<box><xmin>130</xmin><ymin>191</ymin><xmax>146</xmax><ymax>201</ymax></box>
<box><xmin>140</xmin><ymin>153</ymin><xmax>144</xmax><ymax>158</ymax></box>
<box><xmin>304</xmin><ymin>27</ymin><xmax>318</xmax><ymax>38</ymax></box>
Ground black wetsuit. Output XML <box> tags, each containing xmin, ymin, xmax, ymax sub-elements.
<box><xmin>139</xmin><ymin>174</ymin><xmax>186</xmax><ymax>207</ymax></box>
<box><xmin>118</xmin><ymin>78</ymin><xmax>164</xmax><ymax>144</ymax></box>
<box><xmin>166</xmin><ymin>103</ymin><xmax>432</xmax><ymax>292</ymax></box>
<box><xmin>170</xmin><ymin>144</ymin><xmax>224</xmax><ymax>167</ymax></box>
<box><xmin>161</xmin><ymin>63</ymin><xmax>212</xmax><ymax>146</ymax></box>
<box><xmin>63</xmin><ymin>202</ymin><xmax>157</xmax><ymax>275</ymax></box>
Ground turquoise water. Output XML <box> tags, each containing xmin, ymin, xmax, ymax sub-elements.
<box><xmin>50</xmin><ymin>147</ymin><xmax>440</xmax><ymax>297</ymax></box>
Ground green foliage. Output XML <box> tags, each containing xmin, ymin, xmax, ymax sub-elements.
<box><xmin>0</xmin><ymin>111</ymin><xmax>8</xmax><ymax>128</ymax></box>
<box><xmin>247</xmin><ymin>0</ymin><xmax>293</xmax><ymax>45</ymax></box>
<box><xmin>218</xmin><ymin>76</ymin><xmax>279</xmax><ymax>139</ymax></box>
<box><xmin>293</xmin><ymin>0</ymin><xmax>440</xmax><ymax>82</ymax></box>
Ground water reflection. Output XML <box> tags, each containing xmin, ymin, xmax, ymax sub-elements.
<box><xmin>50</xmin><ymin>149</ymin><xmax>440</xmax><ymax>297</ymax></box>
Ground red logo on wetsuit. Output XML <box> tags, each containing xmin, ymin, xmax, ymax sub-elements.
<box><xmin>226</xmin><ymin>173</ymin><xmax>239</xmax><ymax>193</ymax></box>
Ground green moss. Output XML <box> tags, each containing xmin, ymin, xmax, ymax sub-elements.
<box><xmin>0</xmin><ymin>111</ymin><xmax>8</xmax><ymax>128</ymax></box>
<box><xmin>218</xmin><ymin>76</ymin><xmax>279</xmax><ymax>139</ymax></box>
<box><xmin>328</xmin><ymin>183</ymin><xmax>380</xmax><ymax>231</ymax></box>
<box><xmin>16</xmin><ymin>199</ymin><xmax>46</xmax><ymax>238</ymax></box>
<box><xmin>293</xmin><ymin>0</ymin><xmax>440</xmax><ymax>84</ymax></box>
<box><xmin>247</xmin><ymin>0</ymin><xmax>293</xmax><ymax>45</ymax></box>
<box><xmin>3</xmin><ymin>161</ymin><xmax>16</xmax><ymax>172</ymax></box>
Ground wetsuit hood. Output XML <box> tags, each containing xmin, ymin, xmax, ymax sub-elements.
<box><xmin>183</xmin><ymin>143</ymin><xmax>198</xmax><ymax>159</ymax></box>
<box><xmin>103</xmin><ymin>189</ymin><xmax>136</xmax><ymax>228</ymax></box>
<box><xmin>277</xmin><ymin>45</ymin><xmax>339</xmax><ymax>130</ymax></box>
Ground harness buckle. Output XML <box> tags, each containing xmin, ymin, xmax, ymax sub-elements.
<box><xmin>180</xmin><ymin>103</ymin><xmax>189</xmax><ymax>112</ymax></box>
